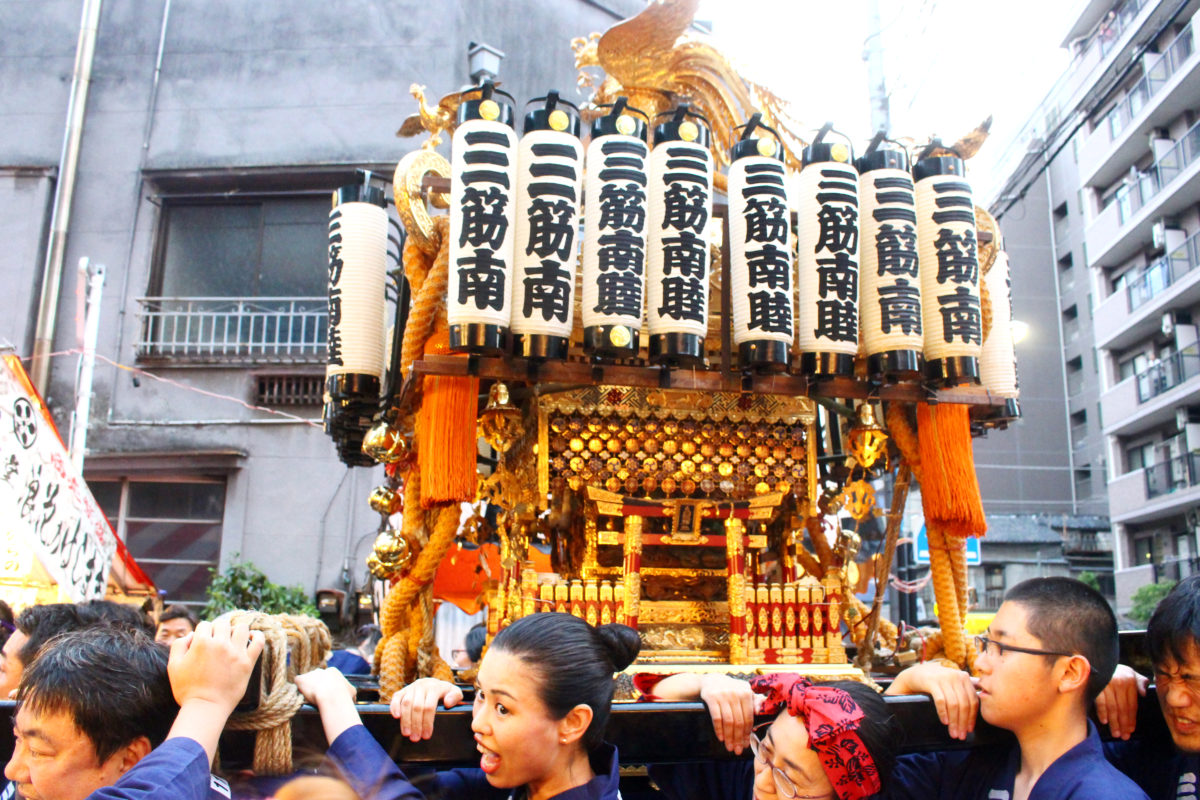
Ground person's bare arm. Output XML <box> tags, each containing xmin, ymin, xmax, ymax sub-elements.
<box><xmin>167</xmin><ymin>619</ymin><xmax>265</xmax><ymax>763</ymax></box>
<box><xmin>1094</xmin><ymin>664</ymin><xmax>1148</xmax><ymax>740</ymax></box>
<box><xmin>641</xmin><ymin>673</ymin><xmax>756</xmax><ymax>754</ymax></box>
<box><xmin>389</xmin><ymin>677</ymin><xmax>464</xmax><ymax>742</ymax></box>
<box><xmin>294</xmin><ymin>668</ymin><xmax>362</xmax><ymax>744</ymax></box>
<box><xmin>886</xmin><ymin>662</ymin><xmax>979</xmax><ymax>740</ymax></box>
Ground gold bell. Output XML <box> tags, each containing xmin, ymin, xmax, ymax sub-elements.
<box><xmin>370</xmin><ymin>528</ymin><xmax>413</xmax><ymax>578</ymax></box>
<box><xmin>368</xmin><ymin>486</ymin><xmax>403</xmax><ymax>516</ymax></box>
<box><xmin>847</xmin><ymin>403</ymin><xmax>889</xmax><ymax>470</ymax></box>
<box><xmin>478</xmin><ymin>382</ymin><xmax>523</xmax><ymax>455</ymax></box>
<box><xmin>362</xmin><ymin>422</ymin><xmax>410</xmax><ymax>464</ymax></box>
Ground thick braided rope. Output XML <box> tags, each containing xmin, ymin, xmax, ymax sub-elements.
<box><xmin>400</xmin><ymin>218</ymin><xmax>449</xmax><ymax>378</ymax></box>
<box><xmin>378</xmin><ymin>504</ymin><xmax>460</xmax><ymax>698</ymax></box>
<box><xmin>925</xmin><ymin>524</ymin><xmax>966</xmax><ymax>665</ymax></box>
<box><xmin>885</xmin><ymin>403</ymin><xmax>923</xmax><ymax>483</ymax></box>
<box><xmin>223</xmin><ymin>612</ymin><xmax>332</xmax><ymax>775</ymax></box>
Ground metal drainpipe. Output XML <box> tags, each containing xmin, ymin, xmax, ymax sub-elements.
<box><xmin>30</xmin><ymin>0</ymin><xmax>104</xmax><ymax>398</ymax></box>
<box><xmin>111</xmin><ymin>0</ymin><xmax>171</xmax><ymax>394</ymax></box>
<box><xmin>1045</xmin><ymin>166</ymin><xmax>1078</xmax><ymax>514</ymax></box>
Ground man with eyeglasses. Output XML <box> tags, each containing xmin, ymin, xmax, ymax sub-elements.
<box><xmin>883</xmin><ymin>576</ymin><xmax>1148</xmax><ymax>800</ymax></box>
<box><xmin>1094</xmin><ymin>574</ymin><xmax>1200</xmax><ymax>799</ymax></box>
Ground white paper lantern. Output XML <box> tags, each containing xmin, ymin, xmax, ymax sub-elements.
<box><xmin>728</xmin><ymin>126</ymin><xmax>792</xmax><ymax>371</ymax></box>
<box><xmin>857</xmin><ymin>148</ymin><xmax>923</xmax><ymax>380</ymax></box>
<box><xmin>447</xmin><ymin>86</ymin><xmax>518</xmax><ymax>354</ymax></box>
<box><xmin>645</xmin><ymin>109</ymin><xmax>713</xmax><ymax>366</ymax></box>
<box><xmin>981</xmin><ymin>249</ymin><xmax>1020</xmax><ymax>403</ymax></box>
<box><xmin>580</xmin><ymin>101</ymin><xmax>650</xmax><ymax>358</ymax></box>
<box><xmin>914</xmin><ymin>155</ymin><xmax>982</xmax><ymax>385</ymax></box>
<box><xmin>511</xmin><ymin>93</ymin><xmax>583</xmax><ymax>360</ymax></box>
<box><xmin>795</xmin><ymin>141</ymin><xmax>859</xmax><ymax>377</ymax></box>
<box><xmin>324</xmin><ymin>183</ymin><xmax>387</xmax><ymax>466</ymax></box>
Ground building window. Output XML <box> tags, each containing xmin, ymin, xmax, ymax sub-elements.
<box><xmin>138</xmin><ymin>195</ymin><xmax>333</xmax><ymax>362</ymax></box>
<box><xmin>1125</xmin><ymin>441</ymin><xmax>1155</xmax><ymax>472</ymax></box>
<box><xmin>155</xmin><ymin>198</ymin><xmax>329</xmax><ymax>298</ymax></box>
<box><xmin>984</xmin><ymin>566</ymin><xmax>1005</xmax><ymax>609</ymax></box>
<box><xmin>1132</xmin><ymin>533</ymin><xmax>1161</xmax><ymax>567</ymax></box>
<box><xmin>88</xmin><ymin>477</ymin><xmax>225</xmax><ymax>607</ymax></box>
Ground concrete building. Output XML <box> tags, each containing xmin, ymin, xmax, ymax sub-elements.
<box><xmin>0</xmin><ymin>0</ymin><xmax>641</xmax><ymax>611</ymax></box>
<box><xmin>992</xmin><ymin>0</ymin><xmax>1200</xmax><ymax>614</ymax></box>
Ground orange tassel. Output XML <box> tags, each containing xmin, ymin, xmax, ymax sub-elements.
<box><xmin>916</xmin><ymin>403</ymin><xmax>986</xmax><ymax>539</ymax></box>
<box><xmin>417</xmin><ymin>330</ymin><xmax>479</xmax><ymax>507</ymax></box>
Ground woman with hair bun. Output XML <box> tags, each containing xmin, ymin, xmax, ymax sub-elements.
<box><xmin>295</xmin><ymin>612</ymin><xmax>640</xmax><ymax>800</ymax></box>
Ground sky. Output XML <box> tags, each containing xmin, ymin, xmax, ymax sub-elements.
<box><xmin>696</xmin><ymin>0</ymin><xmax>1083</xmax><ymax>198</ymax></box>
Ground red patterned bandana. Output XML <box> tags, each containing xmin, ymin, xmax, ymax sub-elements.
<box><xmin>748</xmin><ymin>674</ymin><xmax>881</xmax><ymax>800</ymax></box>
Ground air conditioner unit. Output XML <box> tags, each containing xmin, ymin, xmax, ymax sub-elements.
<box><xmin>1150</xmin><ymin>136</ymin><xmax>1175</xmax><ymax>161</ymax></box>
<box><xmin>1151</xmin><ymin>219</ymin><xmax>1185</xmax><ymax>254</ymax></box>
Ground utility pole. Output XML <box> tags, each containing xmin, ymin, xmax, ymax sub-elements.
<box><xmin>864</xmin><ymin>0</ymin><xmax>891</xmax><ymax>136</ymax></box>
<box><xmin>69</xmin><ymin>258</ymin><xmax>104</xmax><ymax>471</ymax></box>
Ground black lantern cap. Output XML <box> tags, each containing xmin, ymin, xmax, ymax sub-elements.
<box><xmin>457</xmin><ymin>79</ymin><xmax>516</xmax><ymax>127</ymax></box>
<box><xmin>731</xmin><ymin>113</ymin><xmax>784</xmax><ymax>162</ymax></box>
<box><xmin>652</xmin><ymin>105</ymin><xmax>712</xmax><ymax>148</ymax></box>
<box><xmin>802</xmin><ymin>122</ymin><xmax>854</xmax><ymax>166</ymax></box>
<box><xmin>523</xmin><ymin>91</ymin><xmax>581</xmax><ymax>136</ymax></box>
<box><xmin>855</xmin><ymin>130</ymin><xmax>909</xmax><ymax>173</ymax></box>
<box><xmin>590</xmin><ymin>98</ymin><xmax>649</xmax><ymax>140</ymax></box>
<box><xmin>333</xmin><ymin>170</ymin><xmax>386</xmax><ymax>207</ymax></box>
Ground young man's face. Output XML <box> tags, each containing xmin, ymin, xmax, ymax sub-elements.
<box><xmin>974</xmin><ymin>601</ymin><xmax>1066</xmax><ymax>733</ymax></box>
<box><xmin>1154</xmin><ymin>637</ymin><xmax>1200</xmax><ymax>753</ymax></box>
<box><xmin>4</xmin><ymin>703</ymin><xmax>138</xmax><ymax>800</ymax></box>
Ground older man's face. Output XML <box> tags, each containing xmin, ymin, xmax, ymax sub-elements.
<box><xmin>0</xmin><ymin>631</ymin><xmax>28</xmax><ymax>699</ymax></box>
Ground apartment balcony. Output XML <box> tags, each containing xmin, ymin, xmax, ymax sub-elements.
<box><xmin>1102</xmin><ymin>346</ymin><xmax>1200</xmax><ymax>437</ymax></box>
<box><xmin>1093</xmin><ymin>229</ymin><xmax>1200</xmax><ymax>352</ymax></box>
<box><xmin>1079</xmin><ymin>20</ymin><xmax>1199</xmax><ymax>188</ymax></box>
<box><xmin>1063</xmin><ymin>530</ymin><xmax>1114</xmax><ymax>554</ymax></box>
<box><xmin>135</xmin><ymin>297</ymin><xmax>328</xmax><ymax>364</ymax></box>
<box><xmin>1108</xmin><ymin>454</ymin><xmax>1200</xmax><ymax>524</ymax></box>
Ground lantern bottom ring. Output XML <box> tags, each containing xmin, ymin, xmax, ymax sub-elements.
<box><xmin>798</xmin><ymin>351</ymin><xmax>855</xmax><ymax>378</ymax></box>
<box><xmin>584</xmin><ymin>325</ymin><xmax>640</xmax><ymax>359</ymax></box>
<box><xmin>924</xmin><ymin>355</ymin><xmax>981</xmax><ymax>387</ymax></box>
<box><xmin>512</xmin><ymin>333</ymin><xmax>569</xmax><ymax>361</ymax></box>
<box><xmin>649</xmin><ymin>332</ymin><xmax>705</xmax><ymax>367</ymax></box>
<box><xmin>867</xmin><ymin>350</ymin><xmax>924</xmax><ymax>381</ymax></box>
<box><xmin>449</xmin><ymin>323</ymin><xmax>508</xmax><ymax>356</ymax></box>
<box><xmin>737</xmin><ymin>340</ymin><xmax>790</xmax><ymax>372</ymax></box>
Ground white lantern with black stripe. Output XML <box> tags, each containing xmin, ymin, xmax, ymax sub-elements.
<box><xmin>981</xmin><ymin>249</ymin><xmax>1021</xmax><ymax>418</ymax></box>
<box><xmin>511</xmin><ymin>92</ymin><xmax>583</xmax><ymax>360</ymax></box>
<box><xmin>795</xmin><ymin>126</ymin><xmax>860</xmax><ymax>377</ymax></box>
<box><xmin>447</xmin><ymin>81</ymin><xmax>518</xmax><ymax>355</ymax></box>
<box><xmin>728</xmin><ymin>114</ymin><xmax>792</xmax><ymax>371</ymax></box>
<box><xmin>645</xmin><ymin>106</ymin><xmax>713</xmax><ymax>366</ymax></box>
<box><xmin>856</xmin><ymin>141</ymin><xmax>923</xmax><ymax>380</ymax></box>
<box><xmin>581</xmin><ymin>99</ymin><xmax>650</xmax><ymax>358</ymax></box>
<box><xmin>324</xmin><ymin>181</ymin><xmax>388</xmax><ymax>466</ymax></box>
<box><xmin>914</xmin><ymin>153</ymin><xmax>982</xmax><ymax>385</ymax></box>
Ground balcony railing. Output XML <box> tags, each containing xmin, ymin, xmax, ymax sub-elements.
<box><xmin>1145</xmin><ymin>452</ymin><xmax>1200</xmax><ymax>498</ymax></box>
<box><xmin>1097</xmin><ymin>0</ymin><xmax>1144</xmax><ymax>59</ymax></box>
<box><xmin>1135</xmin><ymin>346</ymin><xmax>1200</xmax><ymax>402</ymax></box>
<box><xmin>1155</xmin><ymin>554</ymin><xmax>1200</xmax><ymax>583</ymax></box>
<box><xmin>1126</xmin><ymin>230</ymin><xmax>1200</xmax><ymax>310</ymax></box>
<box><xmin>1104</xmin><ymin>21</ymin><xmax>1195</xmax><ymax>142</ymax></box>
<box><xmin>1106</xmin><ymin>118</ymin><xmax>1200</xmax><ymax>227</ymax></box>
<box><xmin>136</xmin><ymin>297</ymin><xmax>328</xmax><ymax>362</ymax></box>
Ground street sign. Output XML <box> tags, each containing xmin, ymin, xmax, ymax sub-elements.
<box><xmin>913</xmin><ymin>524</ymin><xmax>981</xmax><ymax>566</ymax></box>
